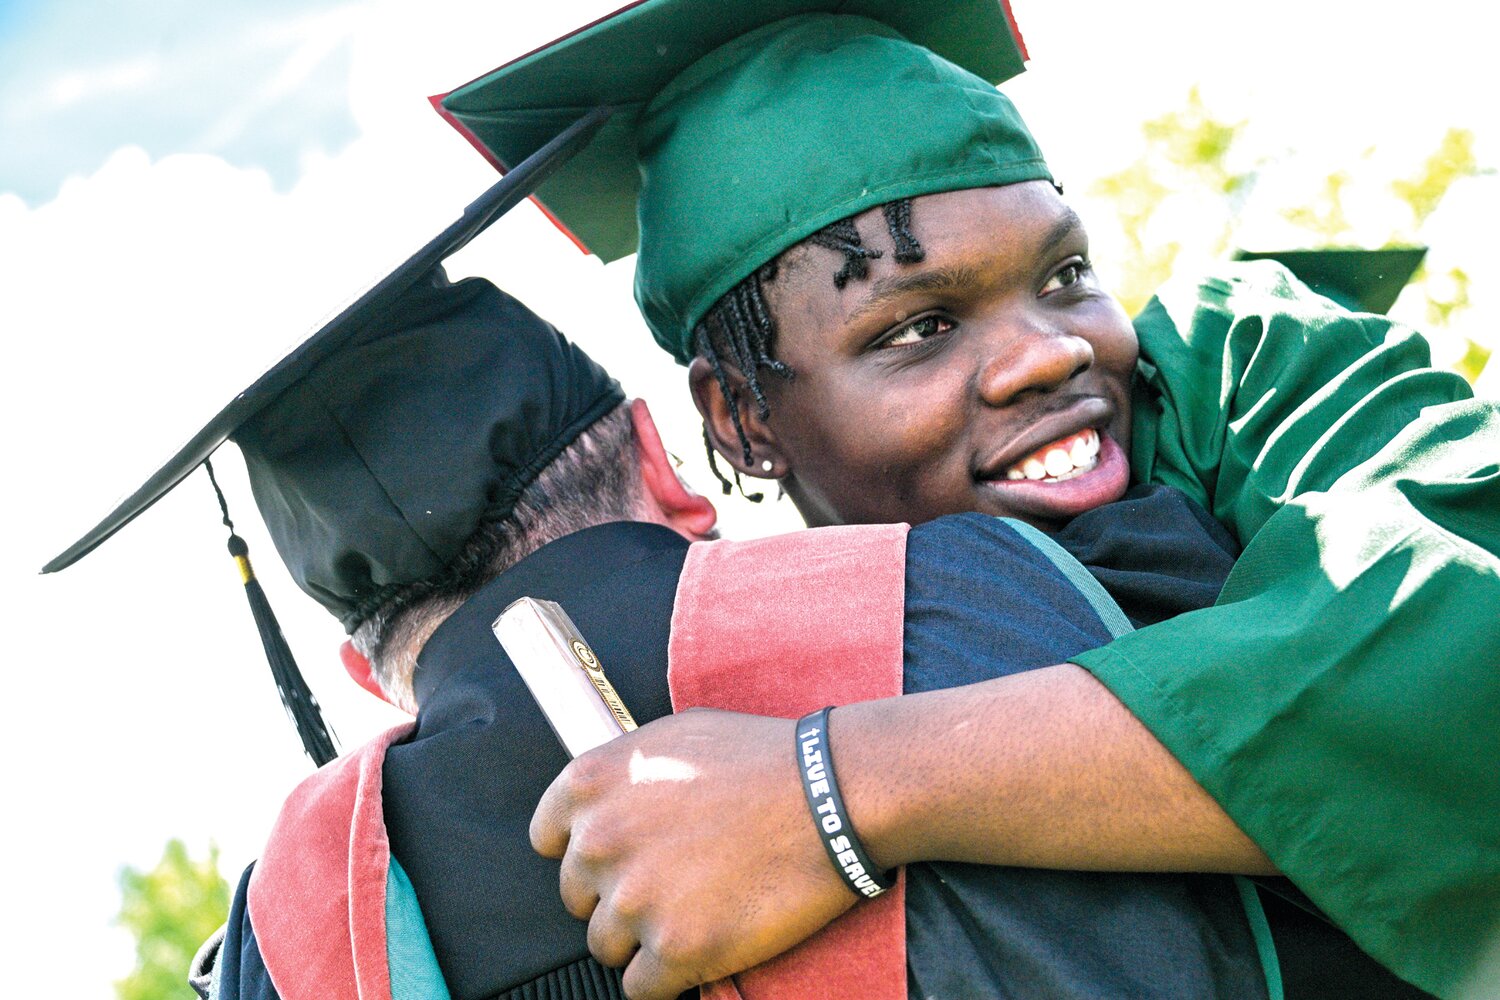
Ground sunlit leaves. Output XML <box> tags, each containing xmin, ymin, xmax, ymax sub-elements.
<box><xmin>1087</xmin><ymin>94</ymin><xmax>1491</xmax><ymax>384</ymax></box>
<box><xmin>115</xmin><ymin>840</ymin><xmax>230</xmax><ymax>1000</ymax></box>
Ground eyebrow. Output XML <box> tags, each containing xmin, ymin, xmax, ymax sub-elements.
<box><xmin>1037</xmin><ymin>207</ymin><xmax>1086</xmax><ymax>262</ymax></box>
<box><xmin>845</xmin><ymin>207</ymin><xmax>1086</xmax><ymax>325</ymax></box>
<box><xmin>846</xmin><ymin>265</ymin><xmax>983</xmax><ymax>324</ymax></box>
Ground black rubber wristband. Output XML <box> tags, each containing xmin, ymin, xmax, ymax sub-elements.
<box><xmin>795</xmin><ymin>706</ymin><xmax>895</xmax><ymax>899</ymax></box>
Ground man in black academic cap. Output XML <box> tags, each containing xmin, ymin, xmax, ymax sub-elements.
<box><xmin>191</xmin><ymin>267</ymin><xmax>723</xmax><ymax>1000</ymax></box>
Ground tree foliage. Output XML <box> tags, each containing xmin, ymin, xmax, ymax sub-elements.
<box><xmin>116</xmin><ymin>839</ymin><xmax>231</xmax><ymax>1000</ymax></box>
<box><xmin>1089</xmin><ymin>89</ymin><xmax>1490</xmax><ymax>384</ymax></box>
<box><xmin>1090</xmin><ymin>87</ymin><xmax>1251</xmax><ymax>317</ymax></box>
<box><xmin>1392</xmin><ymin>128</ymin><xmax>1480</xmax><ymax>231</ymax></box>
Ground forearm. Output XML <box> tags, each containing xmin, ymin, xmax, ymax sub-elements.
<box><xmin>532</xmin><ymin>666</ymin><xmax>1278</xmax><ymax>999</ymax></box>
<box><xmin>833</xmin><ymin>662</ymin><xmax>1276</xmax><ymax>875</ymax></box>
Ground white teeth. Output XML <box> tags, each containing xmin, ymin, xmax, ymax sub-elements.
<box><xmin>997</xmin><ymin>429</ymin><xmax>1103</xmax><ymax>484</ymax></box>
<box><xmin>1074</xmin><ymin>430</ymin><xmax>1099</xmax><ymax>463</ymax></box>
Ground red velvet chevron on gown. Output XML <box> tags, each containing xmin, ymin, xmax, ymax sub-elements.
<box><xmin>248</xmin><ymin>723</ymin><xmax>417</xmax><ymax>1000</ymax></box>
<box><xmin>669</xmin><ymin>523</ymin><xmax>910</xmax><ymax>1000</ymax></box>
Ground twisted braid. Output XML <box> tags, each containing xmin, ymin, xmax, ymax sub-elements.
<box><xmin>882</xmin><ymin>199</ymin><xmax>925</xmax><ymax>264</ymax></box>
<box><xmin>693</xmin><ymin>198</ymin><xmax>926</xmax><ymax>498</ymax></box>
<box><xmin>804</xmin><ymin>217</ymin><xmax>884</xmax><ymax>288</ymax></box>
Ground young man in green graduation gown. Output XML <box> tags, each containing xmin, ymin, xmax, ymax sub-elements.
<box><xmin>429</xmin><ymin>3</ymin><xmax>1500</xmax><ymax>997</ymax></box>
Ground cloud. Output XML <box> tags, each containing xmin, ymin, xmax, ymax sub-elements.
<box><xmin>33</xmin><ymin>54</ymin><xmax>161</xmax><ymax>112</ymax></box>
<box><xmin>0</xmin><ymin>0</ymin><xmax>363</xmax><ymax>203</ymax></box>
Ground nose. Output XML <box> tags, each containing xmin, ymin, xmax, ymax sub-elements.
<box><xmin>976</xmin><ymin>328</ymin><xmax>1094</xmax><ymax>408</ymax></box>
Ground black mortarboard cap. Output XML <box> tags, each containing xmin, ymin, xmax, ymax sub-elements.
<box><xmin>1234</xmin><ymin>246</ymin><xmax>1428</xmax><ymax>315</ymax></box>
<box><xmin>42</xmin><ymin>109</ymin><xmax>621</xmax><ymax>765</ymax></box>
<box><xmin>44</xmin><ymin>107</ymin><xmax>612</xmax><ymax>582</ymax></box>
<box><xmin>231</xmin><ymin>269</ymin><xmax>622</xmax><ymax>630</ymax></box>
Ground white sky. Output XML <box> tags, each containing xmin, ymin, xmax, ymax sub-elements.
<box><xmin>1</xmin><ymin>0</ymin><xmax>1496</xmax><ymax>994</ymax></box>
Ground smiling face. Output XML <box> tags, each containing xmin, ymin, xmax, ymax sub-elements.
<box><xmin>690</xmin><ymin>181</ymin><xmax>1138</xmax><ymax>530</ymax></box>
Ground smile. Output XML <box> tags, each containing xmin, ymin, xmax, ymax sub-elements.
<box><xmin>976</xmin><ymin>427</ymin><xmax>1132</xmax><ymax>523</ymax></box>
<box><xmin>1001</xmin><ymin>429</ymin><xmax>1100</xmax><ymax>483</ymax></box>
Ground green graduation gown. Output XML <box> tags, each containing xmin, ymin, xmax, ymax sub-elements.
<box><xmin>1072</xmin><ymin>261</ymin><xmax>1500</xmax><ymax>998</ymax></box>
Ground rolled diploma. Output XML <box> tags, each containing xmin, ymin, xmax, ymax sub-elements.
<box><xmin>493</xmin><ymin>596</ymin><xmax>638</xmax><ymax>758</ymax></box>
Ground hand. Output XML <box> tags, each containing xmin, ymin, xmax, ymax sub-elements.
<box><xmin>531</xmin><ymin>708</ymin><xmax>857</xmax><ymax>1000</ymax></box>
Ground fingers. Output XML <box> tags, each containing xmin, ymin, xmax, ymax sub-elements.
<box><xmin>530</xmin><ymin>763</ymin><xmax>575</xmax><ymax>859</ymax></box>
<box><xmin>541</xmin><ymin>749</ymin><xmax>641</xmax><ymax>965</ymax></box>
<box><xmin>560</xmin><ymin>819</ymin><xmax>712</xmax><ymax>996</ymax></box>
<box><xmin>556</xmin><ymin>833</ymin><xmax>601</xmax><ymax>921</ymax></box>
<box><xmin>526</xmin><ymin>712</ymin><xmax>806</xmax><ymax>999</ymax></box>
<box><xmin>586</xmin><ymin>893</ymin><xmax>640</xmax><ymax>969</ymax></box>
<box><xmin>621</xmin><ymin>938</ymin><xmax>700</xmax><ymax>1000</ymax></box>
<box><xmin>533</xmin><ymin>738</ymin><xmax>629</xmax><ymax>858</ymax></box>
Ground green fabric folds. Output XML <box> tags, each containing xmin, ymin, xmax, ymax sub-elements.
<box><xmin>632</xmin><ymin>13</ymin><xmax>1050</xmax><ymax>361</ymax></box>
<box><xmin>1072</xmin><ymin>261</ymin><xmax>1500</xmax><ymax>998</ymax></box>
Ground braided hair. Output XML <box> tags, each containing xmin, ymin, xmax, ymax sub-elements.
<box><xmin>693</xmin><ymin>197</ymin><xmax>926</xmax><ymax>498</ymax></box>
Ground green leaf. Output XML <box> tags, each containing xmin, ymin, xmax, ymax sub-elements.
<box><xmin>115</xmin><ymin>840</ymin><xmax>230</xmax><ymax>1000</ymax></box>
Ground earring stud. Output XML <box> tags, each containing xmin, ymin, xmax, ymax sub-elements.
<box><xmin>761</xmin><ymin>459</ymin><xmax>775</xmax><ymax>474</ymax></box>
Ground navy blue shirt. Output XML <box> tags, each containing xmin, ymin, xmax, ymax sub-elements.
<box><xmin>901</xmin><ymin>494</ymin><xmax>1264</xmax><ymax>999</ymax></box>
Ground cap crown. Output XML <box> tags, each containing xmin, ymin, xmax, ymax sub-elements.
<box><xmin>634</xmin><ymin>13</ymin><xmax>1049</xmax><ymax>360</ymax></box>
<box><xmin>235</xmin><ymin>274</ymin><xmax>622</xmax><ymax>629</ymax></box>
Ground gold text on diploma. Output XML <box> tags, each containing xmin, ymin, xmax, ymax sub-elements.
<box><xmin>572</xmin><ymin>640</ymin><xmax>637</xmax><ymax>733</ymax></box>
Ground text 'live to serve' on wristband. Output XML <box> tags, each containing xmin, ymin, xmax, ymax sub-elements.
<box><xmin>796</xmin><ymin>706</ymin><xmax>895</xmax><ymax>899</ymax></box>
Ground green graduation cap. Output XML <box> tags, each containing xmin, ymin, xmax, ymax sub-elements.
<box><xmin>42</xmin><ymin>110</ymin><xmax>620</xmax><ymax>765</ymax></box>
<box><xmin>1233</xmin><ymin>246</ymin><xmax>1429</xmax><ymax>315</ymax></box>
<box><xmin>435</xmin><ymin>0</ymin><xmax>1046</xmax><ymax>362</ymax></box>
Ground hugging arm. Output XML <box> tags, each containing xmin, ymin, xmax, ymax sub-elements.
<box><xmin>533</xmin><ymin>266</ymin><xmax>1500</xmax><ymax>999</ymax></box>
<box><xmin>531</xmin><ymin>665</ymin><xmax>1271</xmax><ymax>1000</ymax></box>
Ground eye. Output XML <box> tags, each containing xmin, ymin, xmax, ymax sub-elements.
<box><xmin>1040</xmin><ymin>259</ymin><xmax>1093</xmax><ymax>295</ymax></box>
<box><xmin>876</xmin><ymin>313</ymin><xmax>954</xmax><ymax>349</ymax></box>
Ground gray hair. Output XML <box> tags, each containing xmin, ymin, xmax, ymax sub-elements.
<box><xmin>351</xmin><ymin>402</ymin><xmax>643</xmax><ymax>711</ymax></box>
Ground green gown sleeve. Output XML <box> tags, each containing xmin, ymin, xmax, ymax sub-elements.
<box><xmin>1069</xmin><ymin>261</ymin><xmax>1500</xmax><ymax>999</ymax></box>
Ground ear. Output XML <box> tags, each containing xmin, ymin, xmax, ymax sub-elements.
<box><xmin>687</xmin><ymin>357</ymin><xmax>788</xmax><ymax>480</ymax></box>
<box><xmin>630</xmin><ymin>398</ymin><xmax>720</xmax><ymax>540</ymax></box>
<box><xmin>339</xmin><ymin>640</ymin><xmax>410</xmax><ymax>713</ymax></box>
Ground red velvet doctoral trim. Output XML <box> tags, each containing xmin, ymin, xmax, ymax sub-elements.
<box><xmin>669</xmin><ymin>523</ymin><xmax>910</xmax><ymax>1000</ymax></box>
<box><xmin>248</xmin><ymin>723</ymin><xmax>416</xmax><ymax>1000</ymax></box>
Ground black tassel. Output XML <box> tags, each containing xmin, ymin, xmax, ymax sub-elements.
<box><xmin>206</xmin><ymin>461</ymin><xmax>338</xmax><ymax>767</ymax></box>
